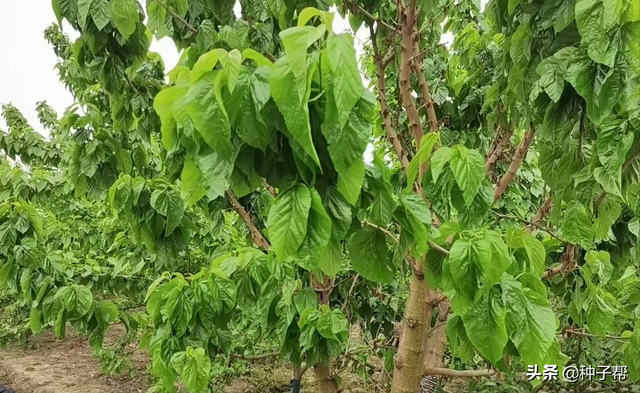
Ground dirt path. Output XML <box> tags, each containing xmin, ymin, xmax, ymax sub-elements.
<box><xmin>0</xmin><ymin>328</ymin><xmax>148</xmax><ymax>393</ymax></box>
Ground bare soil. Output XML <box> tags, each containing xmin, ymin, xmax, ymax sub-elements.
<box><xmin>0</xmin><ymin>327</ymin><xmax>374</xmax><ymax>393</ymax></box>
<box><xmin>0</xmin><ymin>326</ymin><xmax>148</xmax><ymax>393</ymax></box>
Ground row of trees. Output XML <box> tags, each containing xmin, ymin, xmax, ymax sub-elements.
<box><xmin>1</xmin><ymin>0</ymin><xmax>639</xmax><ymax>392</ymax></box>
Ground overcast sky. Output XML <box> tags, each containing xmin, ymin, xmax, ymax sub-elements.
<box><xmin>0</xmin><ymin>2</ymin><xmax>438</xmax><ymax>137</ymax></box>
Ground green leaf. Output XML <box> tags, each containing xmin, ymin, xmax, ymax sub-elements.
<box><xmin>322</xmin><ymin>92</ymin><xmax>373</xmax><ymax>175</ymax></box>
<box><xmin>146</xmin><ymin>0</ymin><xmax>168</xmax><ymax>38</ymax></box>
<box><xmin>185</xmin><ymin>72</ymin><xmax>233</xmax><ymax>159</ymax></box>
<box><xmin>484</xmin><ymin>231</ymin><xmax>512</xmax><ymax>285</ymax></box>
<box><xmin>110</xmin><ymin>0</ymin><xmax>139</xmax><ymax>40</ymax></box>
<box><xmin>58</xmin><ymin>284</ymin><xmax>93</xmax><ymax>320</ymax></box>
<box><xmin>624</xmin><ymin>325</ymin><xmax>640</xmax><ymax>381</ymax></box>
<box><xmin>191</xmin><ymin>49</ymin><xmax>228</xmax><ymax>83</ymax></box>
<box><xmin>337</xmin><ymin>160</ymin><xmax>365</xmax><ymax>205</ymax></box>
<box><xmin>621</xmin><ymin>22</ymin><xmax>640</xmax><ymax>75</ymax></box>
<box><xmin>450</xmin><ymin>145</ymin><xmax>485</xmax><ymax>206</ymax></box>
<box><xmin>30</xmin><ymin>308</ymin><xmax>43</xmax><ymax>334</ymax></box>
<box><xmin>153</xmin><ymin>84</ymin><xmax>188</xmax><ymax>152</ymax></box>
<box><xmin>319</xmin><ymin>236</ymin><xmax>343</xmax><ymax>277</ymax></box>
<box><xmin>561</xmin><ymin>201</ymin><xmax>594</xmax><ymax>249</ymax></box>
<box><xmin>349</xmin><ymin>226</ymin><xmax>395</xmax><ymax>283</ymax></box>
<box><xmin>197</xmin><ymin>147</ymin><xmax>235</xmax><ymax>201</ymax></box>
<box><xmin>280</xmin><ymin>26</ymin><xmax>324</xmax><ymax>85</ymax></box>
<box><xmin>594</xmin><ymin>195</ymin><xmax>622</xmax><ymax>240</ymax></box>
<box><xmin>77</xmin><ymin>0</ymin><xmax>94</xmax><ymax>30</ymax></box>
<box><xmin>181</xmin><ymin>154</ymin><xmax>207</xmax><ymax>205</ymax></box>
<box><xmin>446</xmin><ymin>237</ymin><xmax>482</xmax><ymax>303</ymax></box>
<box><xmin>171</xmin><ymin>347</ymin><xmax>211</xmax><ymax>393</ymax></box>
<box><xmin>298</xmin><ymin>188</ymin><xmax>332</xmax><ymax>268</ymax></box>
<box><xmin>505</xmin><ymin>228</ymin><xmax>546</xmax><ymax>276</ymax></box>
<box><xmin>150</xmin><ymin>188</ymin><xmax>184</xmax><ymax>236</ymax></box>
<box><xmin>90</xmin><ymin>0</ymin><xmax>111</xmax><ymax>30</ymax></box>
<box><xmin>501</xmin><ymin>274</ymin><xmax>556</xmax><ymax>366</ymax></box>
<box><xmin>462</xmin><ymin>288</ymin><xmax>508</xmax><ymax>364</ymax></box>
<box><xmin>430</xmin><ymin>146</ymin><xmax>452</xmax><ymax>183</ymax></box>
<box><xmin>406</xmin><ymin>133</ymin><xmax>440</xmax><ymax>190</ymax></box>
<box><xmin>323</xmin><ymin>33</ymin><xmax>364</xmax><ymax>129</ymax></box>
<box><xmin>270</xmin><ymin>55</ymin><xmax>320</xmax><ymax>167</ymax></box>
<box><xmin>583</xmin><ymin>250</ymin><xmax>613</xmax><ymax>285</ymax></box>
<box><xmin>267</xmin><ymin>184</ymin><xmax>312</xmax><ymax>261</ymax></box>
<box><xmin>226</xmin><ymin>67</ymin><xmax>273</xmax><ymax>150</ymax></box>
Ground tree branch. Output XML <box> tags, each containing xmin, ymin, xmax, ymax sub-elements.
<box><xmin>152</xmin><ymin>0</ymin><xmax>198</xmax><ymax>35</ymax></box>
<box><xmin>542</xmin><ymin>244</ymin><xmax>577</xmax><ymax>279</ymax></box>
<box><xmin>491</xmin><ymin>211</ymin><xmax>567</xmax><ymax>244</ymax></box>
<box><xmin>362</xmin><ymin>221</ymin><xmax>449</xmax><ymax>256</ymax></box>
<box><xmin>412</xmin><ymin>41</ymin><xmax>439</xmax><ymax>135</ymax></box>
<box><xmin>370</xmin><ymin>24</ymin><xmax>409</xmax><ymax>172</ymax></box>
<box><xmin>485</xmin><ymin>125</ymin><xmax>513</xmax><ymax>175</ymax></box>
<box><xmin>226</xmin><ymin>190</ymin><xmax>271</xmax><ymax>251</ymax></box>
<box><xmin>230</xmin><ymin>351</ymin><xmax>280</xmax><ymax>361</ymax></box>
<box><xmin>424</xmin><ymin>367</ymin><xmax>497</xmax><ymax>378</ymax></box>
<box><xmin>582</xmin><ymin>382</ymin><xmax>636</xmax><ymax>393</ymax></box>
<box><xmin>494</xmin><ymin>125</ymin><xmax>536</xmax><ymax>201</ymax></box>
<box><xmin>346</xmin><ymin>0</ymin><xmax>399</xmax><ymax>34</ymax></box>
<box><xmin>524</xmin><ymin>197</ymin><xmax>553</xmax><ymax>234</ymax></box>
<box><xmin>398</xmin><ymin>0</ymin><xmax>424</xmax><ymax>146</ymax></box>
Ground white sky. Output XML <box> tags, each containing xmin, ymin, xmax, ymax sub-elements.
<box><xmin>0</xmin><ymin>2</ymin><xmax>452</xmax><ymax>137</ymax></box>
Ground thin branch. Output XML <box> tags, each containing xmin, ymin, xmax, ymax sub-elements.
<box><xmin>226</xmin><ymin>190</ymin><xmax>271</xmax><ymax>251</ymax></box>
<box><xmin>543</xmin><ymin>244</ymin><xmax>577</xmax><ymax>279</ymax></box>
<box><xmin>340</xmin><ymin>274</ymin><xmax>360</xmax><ymax>312</ymax></box>
<box><xmin>491</xmin><ymin>211</ymin><xmax>568</xmax><ymax>244</ymax></box>
<box><xmin>363</xmin><ymin>220</ymin><xmax>398</xmax><ymax>243</ymax></box>
<box><xmin>229</xmin><ymin>351</ymin><xmax>280</xmax><ymax>361</ymax></box>
<box><xmin>525</xmin><ymin>197</ymin><xmax>553</xmax><ymax>234</ymax></box>
<box><xmin>152</xmin><ymin>0</ymin><xmax>198</xmax><ymax>34</ymax></box>
<box><xmin>412</xmin><ymin>41</ymin><xmax>439</xmax><ymax>135</ymax></box>
<box><xmin>428</xmin><ymin>241</ymin><xmax>450</xmax><ymax>256</ymax></box>
<box><xmin>370</xmin><ymin>24</ymin><xmax>409</xmax><ymax>172</ymax></box>
<box><xmin>398</xmin><ymin>0</ymin><xmax>424</xmax><ymax>146</ymax></box>
<box><xmin>125</xmin><ymin>74</ymin><xmax>140</xmax><ymax>95</ymax></box>
<box><xmin>424</xmin><ymin>367</ymin><xmax>497</xmax><ymax>378</ymax></box>
<box><xmin>362</xmin><ymin>220</ymin><xmax>450</xmax><ymax>256</ymax></box>
<box><xmin>345</xmin><ymin>0</ymin><xmax>399</xmax><ymax>34</ymax></box>
<box><xmin>562</xmin><ymin>328</ymin><xmax>630</xmax><ymax>342</ymax></box>
<box><xmin>494</xmin><ymin>125</ymin><xmax>536</xmax><ymax>201</ymax></box>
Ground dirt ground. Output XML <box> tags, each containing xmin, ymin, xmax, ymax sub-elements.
<box><xmin>0</xmin><ymin>326</ymin><xmax>149</xmax><ymax>393</ymax></box>
<box><xmin>0</xmin><ymin>326</ymin><xmax>373</xmax><ymax>393</ymax></box>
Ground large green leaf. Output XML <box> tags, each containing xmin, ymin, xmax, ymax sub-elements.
<box><xmin>298</xmin><ymin>188</ymin><xmax>332</xmax><ymax>269</ymax></box>
<box><xmin>170</xmin><ymin>347</ymin><xmax>211</xmax><ymax>393</ymax></box>
<box><xmin>196</xmin><ymin>147</ymin><xmax>235</xmax><ymax>201</ymax></box>
<box><xmin>561</xmin><ymin>201</ymin><xmax>594</xmax><ymax>249</ymax></box>
<box><xmin>501</xmin><ymin>274</ymin><xmax>556</xmax><ymax>366</ymax></box>
<box><xmin>150</xmin><ymin>188</ymin><xmax>184</xmax><ymax>236</ymax></box>
<box><xmin>337</xmin><ymin>160</ymin><xmax>365</xmax><ymax>205</ymax></box>
<box><xmin>226</xmin><ymin>67</ymin><xmax>274</xmax><ymax>150</ymax></box>
<box><xmin>449</xmin><ymin>145</ymin><xmax>485</xmax><ymax>206</ymax></box>
<box><xmin>322</xmin><ymin>33</ymin><xmax>364</xmax><ymax>128</ymax></box>
<box><xmin>406</xmin><ymin>133</ymin><xmax>440</xmax><ymax>191</ymax></box>
<box><xmin>349</xmin><ymin>226</ymin><xmax>395</xmax><ymax>283</ymax></box>
<box><xmin>110</xmin><ymin>0</ymin><xmax>138</xmax><ymax>40</ymax></box>
<box><xmin>270</xmin><ymin>55</ymin><xmax>320</xmax><ymax>167</ymax></box>
<box><xmin>90</xmin><ymin>0</ymin><xmax>111</xmax><ymax>30</ymax></box>
<box><xmin>185</xmin><ymin>72</ymin><xmax>233</xmax><ymax>159</ymax></box>
<box><xmin>267</xmin><ymin>184</ymin><xmax>312</xmax><ymax>261</ymax></box>
<box><xmin>505</xmin><ymin>228</ymin><xmax>546</xmax><ymax>276</ymax></box>
<box><xmin>462</xmin><ymin>288</ymin><xmax>508</xmax><ymax>364</ymax></box>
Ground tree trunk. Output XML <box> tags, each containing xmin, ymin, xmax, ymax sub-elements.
<box><xmin>314</xmin><ymin>362</ymin><xmax>338</xmax><ymax>393</ymax></box>
<box><xmin>419</xmin><ymin>301</ymin><xmax>450</xmax><ymax>393</ymax></box>
<box><xmin>391</xmin><ymin>272</ymin><xmax>433</xmax><ymax>393</ymax></box>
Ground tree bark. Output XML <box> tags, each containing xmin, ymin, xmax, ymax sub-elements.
<box><xmin>524</xmin><ymin>197</ymin><xmax>553</xmax><ymax>233</ymax></box>
<box><xmin>313</xmin><ymin>363</ymin><xmax>338</xmax><ymax>393</ymax></box>
<box><xmin>391</xmin><ymin>272</ymin><xmax>433</xmax><ymax>393</ymax></box>
<box><xmin>494</xmin><ymin>126</ymin><xmax>536</xmax><ymax>201</ymax></box>
<box><xmin>485</xmin><ymin>126</ymin><xmax>513</xmax><ymax>175</ymax></box>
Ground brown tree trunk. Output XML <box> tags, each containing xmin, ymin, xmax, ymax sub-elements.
<box><xmin>313</xmin><ymin>363</ymin><xmax>338</xmax><ymax>393</ymax></box>
<box><xmin>391</xmin><ymin>272</ymin><xmax>433</xmax><ymax>393</ymax></box>
<box><xmin>494</xmin><ymin>126</ymin><xmax>536</xmax><ymax>201</ymax></box>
